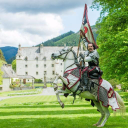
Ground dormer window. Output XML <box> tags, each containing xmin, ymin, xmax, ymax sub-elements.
<box><xmin>25</xmin><ymin>57</ymin><xmax>28</xmax><ymax>61</ymax></box>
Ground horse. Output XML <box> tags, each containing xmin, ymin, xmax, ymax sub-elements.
<box><xmin>51</xmin><ymin>46</ymin><xmax>125</xmax><ymax>127</ymax></box>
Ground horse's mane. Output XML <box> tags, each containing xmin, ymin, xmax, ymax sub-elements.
<box><xmin>71</xmin><ymin>49</ymin><xmax>78</xmax><ymax>64</ymax></box>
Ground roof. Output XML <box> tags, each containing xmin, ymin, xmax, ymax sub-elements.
<box><xmin>1</xmin><ymin>64</ymin><xmax>18</xmax><ymax>78</ymax></box>
<box><xmin>16</xmin><ymin>46</ymin><xmax>78</xmax><ymax>60</ymax></box>
<box><xmin>1</xmin><ymin>64</ymin><xmax>35</xmax><ymax>79</ymax></box>
<box><xmin>17</xmin><ymin>75</ymin><xmax>35</xmax><ymax>79</ymax></box>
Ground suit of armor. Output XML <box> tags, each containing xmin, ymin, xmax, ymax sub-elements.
<box><xmin>82</xmin><ymin>37</ymin><xmax>99</xmax><ymax>66</ymax></box>
<box><xmin>79</xmin><ymin>37</ymin><xmax>102</xmax><ymax>91</ymax></box>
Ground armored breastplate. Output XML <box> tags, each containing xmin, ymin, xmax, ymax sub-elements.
<box><xmin>88</xmin><ymin>58</ymin><xmax>99</xmax><ymax>66</ymax></box>
<box><xmin>86</xmin><ymin>50</ymin><xmax>99</xmax><ymax>67</ymax></box>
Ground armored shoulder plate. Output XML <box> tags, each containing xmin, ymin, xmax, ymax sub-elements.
<box><xmin>89</xmin><ymin>50</ymin><xmax>99</xmax><ymax>59</ymax></box>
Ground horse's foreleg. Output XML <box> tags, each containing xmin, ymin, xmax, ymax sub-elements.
<box><xmin>97</xmin><ymin>102</ymin><xmax>110</xmax><ymax>127</ymax></box>
<box><xmin>53</xmin><ymin>75</ymin><xmax>69</xmax><ymax>91</ymax></box>
<box><xmin>53</xmin><ymin>75</ymin><xmax>69</xmax><ymax>108</ymax></box>
<box><xmin>93</xmin><ymin>101</ymin><xmax>105</xmax><ymax>126</ymax></box>
<box><xmin>53</xmin><ymin>75</ymin><xmax>60</xmax><ymax>91</ymax></box>
<box><xmin>59</xmin><ymin>75</ymin><xmax>69</xmax><ymax>85</ymax></box>
<box><xmin>55</xmin><ymin>90</ymin><xmax>64</xmax><ymax>108</ymax></box>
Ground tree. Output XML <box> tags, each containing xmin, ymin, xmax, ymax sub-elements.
<box><xmin>0</xmin><ymin>63</ymin><xmax>3</xmax><ymax>85</ymax></box>
<box><xmin>91</xmin><ymin>0</ymin><xmax>128</xmax><ymax>86</ymax></box>
<box><xmin>12</xmin><ymin>59</ymin><xmax>16</xmax><ymax>71</ymax></box>
<box><xmin>0</xmin><ymin>50</ymin><xmax>5</xmax><ymax>61</ymax></box>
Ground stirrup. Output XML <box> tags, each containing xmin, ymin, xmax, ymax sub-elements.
<box><xmin>79</xmin><ymin>86</ymin><xmax>88</xmax><ymax>91</ymax></box>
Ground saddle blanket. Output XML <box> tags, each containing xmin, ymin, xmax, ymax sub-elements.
<box><xmin>99</xmin><ymin>79</ymin><xmax>119</xmax><ymax>111</ymax></box>
<box><xmin>63</xmin><ymin>67</ymin><xmax>81</xmax><ymax>89</ymax></box>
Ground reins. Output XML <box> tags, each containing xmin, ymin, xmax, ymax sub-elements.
<box><xmin>62</xmin><ymin>49</ymin><xmax>78</xmax><ymax>71</ymax></box>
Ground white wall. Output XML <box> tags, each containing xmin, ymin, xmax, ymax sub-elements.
<box><xmin>16</xmin><ymin>59</ymin><xmax>59</xmax><ymax>82</ymax></box>
<box><xmin>2</xmin><ymin>78</ymin><xmax>12</xmax><ymax>91</ymax></box>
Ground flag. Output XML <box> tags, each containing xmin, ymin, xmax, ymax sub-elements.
<box><xmin>81</xmin><ymin>4</ymin><xmax>98</xmax><ymax>48</ymax></box>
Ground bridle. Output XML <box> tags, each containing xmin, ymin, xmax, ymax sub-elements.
<box><xmin>58</xmin><ymin>49</ymin><xmax>78</xmax><ymax>63</ymax></box>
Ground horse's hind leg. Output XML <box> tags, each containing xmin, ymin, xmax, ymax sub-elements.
<box><xmin>93</xmin><ymin>101</ymin><xmax>105</xmax><ymax>126</ymax></box>
<box><xmin>97</xmin><ymin>102</ymin><xmax>110</xmax><ymax>127</ymax></box>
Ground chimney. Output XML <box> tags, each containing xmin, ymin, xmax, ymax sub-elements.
<box><xmin>40</xmin><ymin>44</ymin><xmax>43</xmax><ymax>53</ymax></box>
<box><xmin>19</xmin><ymin>44</ymin><xmax>21</xmax><ymax>50</ymax></box>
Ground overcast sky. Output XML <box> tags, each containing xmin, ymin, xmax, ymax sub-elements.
<box><xmin>0</xmin><ymin>0</ymin><xmax>100</xmax><ymax>47</ymax></box>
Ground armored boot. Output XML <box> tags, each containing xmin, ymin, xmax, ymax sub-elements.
<box><xmin>79</xmin><ymin>71</ymin><xmax>89</xmax><ymax>91</ymax></box>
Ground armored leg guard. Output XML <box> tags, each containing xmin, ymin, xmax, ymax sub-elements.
<box><xmin>79</xmin><ymin>71</ymin><xmax>89</xmax><ymax>91</ymax></box>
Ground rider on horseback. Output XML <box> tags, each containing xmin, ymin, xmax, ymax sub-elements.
<box><xmin>79</xmin><ymin>30</ymin><xmax>103</xmax><ymax>91</ymax></box>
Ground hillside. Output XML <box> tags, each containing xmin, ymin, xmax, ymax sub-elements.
<box><xmin>38</xmin><ymin>26</ymin><xmax>98</xmax><ymax>46</ymax></box>
<box><xmin>37</xmin><ymin>31</ymin><xmax>75</xmax><ymax>46</ymax></box>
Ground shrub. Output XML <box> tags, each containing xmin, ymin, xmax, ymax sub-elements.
<box><xmin>121</xmin><ymin>82</ymin><xmax>128</xmax><ymax>92</ymax></box>
<box><xmin>34</xmin><ymin>79</ymin><xmax>42</xmax><ymax>83</ymax></box>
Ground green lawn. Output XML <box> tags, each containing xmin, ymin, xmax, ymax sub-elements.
<box><xmin>0</xmin><ymin>93</ymin><xmax>128</xmax><ymax>128</ymax></box>
<box><xmin>0</xmin><ymin>89</ymin><xmax>42</xmax><ymax>97</ymax></box>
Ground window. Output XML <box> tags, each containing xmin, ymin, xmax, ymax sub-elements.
<box><xmin>25</xmin><ymin>57</ymin><xmax>28</xmax><ymax>61</ymax></box>
<box><xmin>35</xmin><ymin>57</ymin><xmax>38</xmax><ymax>61</ymax></box>
<box><xmin>25</xmin><ymin>65</ymin><xmax>27</xmax><ymax>68</ymax></box>
<box><xmin>36</xmin><ymin>72</ymin><xmax>38</xmax><ymax>75</ymax></box>
<box><xmin>44</xmin><ymin>71</ymin><xmax>47</xmax><ymax>75</ymax></box>
<box><xmin>43</xmin><ymin>57</ymin><xmax>46</xmax><ymax>61</ymax></box>
<box><xmin>52</xmin><ymin>71</ymin><xmax>55</xmax><ymax>75</ymax></box>
<box><xmin>19</xmin><ymin>55</ymin><xmax>20</xmax><ymax>58</ymax></box>
<box><xmin>52</xmin><ymin>64</ymin><xmax>54</xmax><ymax>67</ymax></box>
<box><xmin>61</xmin><ymin>63</ymin><xmax>62</xmax><ymax>65</ymax></box>
<box><xmin>25</xmin><ymin>72</ymin><xmax>28</xmax><ymax>75</ymax></box>
<box><xmin>36</xmin><ymin>64</ymin><xmax>38</xmax><ymax>68</ymax></box>
<box><xmin>44</xmin><ymin>64</ymin><xmax>46</xmax><ymax>68</ymax></box>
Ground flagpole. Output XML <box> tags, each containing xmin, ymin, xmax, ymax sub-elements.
<box><xmin>77</xmin><ymin>36</ymin><xmax>81</xmax><ymax>57</ymax></box>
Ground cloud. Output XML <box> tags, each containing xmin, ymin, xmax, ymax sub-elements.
<box><xmin>0</xmin><ymin>0</ymin><xmax>95</xmax><ymax>47</ymax></box>
<box><xmin>0</xmin><ymin>0</ymin><xmax>93</xmax><ymax>13</ymax></box>
<box><xmin>0</xmin><ymin>12</ymin><xmax>64</xmax><ymax>47</ymax></box>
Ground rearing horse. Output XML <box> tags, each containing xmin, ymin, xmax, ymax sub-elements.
<box><xmin>51</xmin><ymin>47</ymin><xmax>125</xmax><ymax>127</ymax></box>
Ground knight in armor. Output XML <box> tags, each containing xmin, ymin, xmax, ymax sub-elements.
<box><xmin>79</xmin><ymin>30</ymin><xmax>103</xmax><ymax>91</ymax></box>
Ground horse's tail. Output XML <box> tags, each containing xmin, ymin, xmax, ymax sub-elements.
<box><xmin>114</xmin><ymin>91</ymin><xmax>126</xmax><ymax>116</ymax></box>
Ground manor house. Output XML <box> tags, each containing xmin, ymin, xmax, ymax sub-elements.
<box><xmin>16</xmin><ymin>44</ymin><xmax>78</xmax><ymax>83</ymax></box>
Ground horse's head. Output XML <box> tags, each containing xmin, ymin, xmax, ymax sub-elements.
<box><xmin>51</xmin><ymin>47</ymin><xmax>73</xmax><ymax>60</ymax></box>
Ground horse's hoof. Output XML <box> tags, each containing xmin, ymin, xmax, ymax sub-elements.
<box><xmin>97</xmin><ymin>125</ymin><xmax>103</xmax><ymax>127</ymax></box>
<box><xmin>93</xmin><ymin>123</ymin><xmax>98</xmax><ymax>126</ymax></box>
<box><xmin>61</xmin><ymin>103</ymin><xmax>64</xmax><ymax>108</ymax></box>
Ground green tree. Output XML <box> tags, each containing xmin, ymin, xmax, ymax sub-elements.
<box><xmin>0</xmin><ymin>49</ymin><xmax>5</xmax><ymax>61</ymax></box>
<box><xmin>12</xmin><ymin>59</ymin><xmax>16</xmax><ymax>71</ymax></box>
<box><xmin>0</xmin><ymin>63</ymin><xmax>3</xmax><ymax>85</ymax></box>
<box><xmin>91</xmin><ymin>0</ymin><xmax>128</xmax><ymax>87</ymax></box>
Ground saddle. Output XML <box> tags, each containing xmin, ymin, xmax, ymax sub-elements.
<box><xmin>88</xmin><ymin>66</ymin><xmax>103</xmax><ymax>79</ymax></box>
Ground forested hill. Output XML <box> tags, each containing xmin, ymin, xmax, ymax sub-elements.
<box><xmin>37</xmin><ymin>25</ymin><xmax>98</xmax><ymax>46</ymax></box>
<box><xmin>0</xmin><ymin>46</ymin><xmax>18</xmax><ymax>63</ymax></box>
<box><xmin>37</xmin><ymin>31</ymin><xmax>75</xmax><ymax>46</ymax></box>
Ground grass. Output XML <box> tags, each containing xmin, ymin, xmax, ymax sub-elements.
<box><xmin>34</xmin><ymin>83</ymin><xmax>62</xmax><ymax>87</ymax></box>
<box><xmin>0</xmin><ymin>91</ymin><xmax>128</xmax><ymax>128</ymax></box>
<box><xmin>0</xmin><ymin>89</ymin><xmax>42</xmax><ymax>97</ymax></box>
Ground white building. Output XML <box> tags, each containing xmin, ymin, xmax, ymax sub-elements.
<box><xmin>0</xmin><ymin>64</ymin><xmax>35</xmax><ymax>91</ymax></box>
<box><xmin>16</xmin><ymin>44</ymin><xmax>78</xmax><ymax>83</ymax></box>
<box><xmin>1</xmin><ymin>64</ymin><xmax>17</xmax><ymax>91</ymax></box>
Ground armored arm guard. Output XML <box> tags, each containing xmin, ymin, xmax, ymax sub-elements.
<box><xmin>82</xmin><ymin>37</ymin><xmax>88</xmax><ymax>48</ymax></box>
